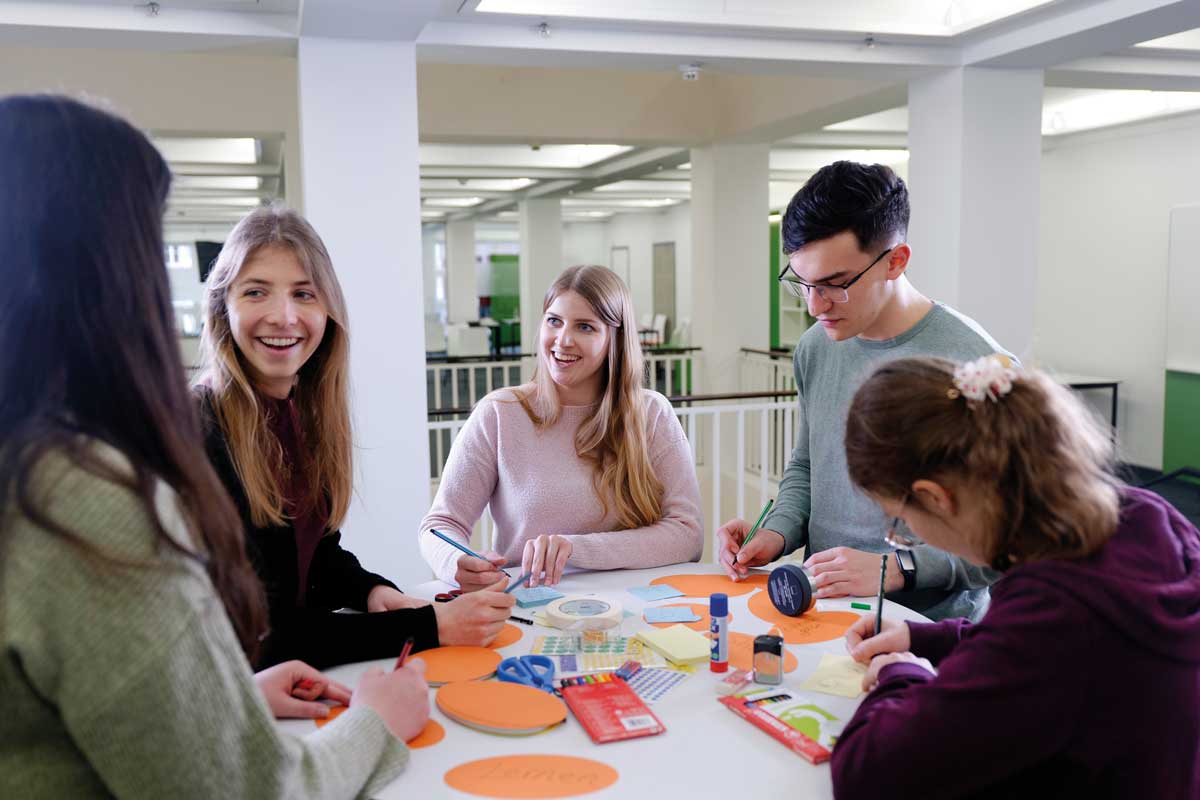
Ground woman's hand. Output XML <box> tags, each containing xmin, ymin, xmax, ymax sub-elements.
<box><xmin>454</xmin><ymin>551</ymin><xmax>509</xmax><ymax>592</ymax></box>
<box><xmin>367</xmin><ymin>585</ymin><xmax>429</xmax><ymax>612</ymax></box>
<box><xmin>352</xmin><ymin>659</ymin><xmax>432</xmax><ymax>742</ymax></box>
<box><xmin>433</xmin><ymin>576</ymin><xmax>515</xmax><ymax>645</ymax></box>
<box><xmin>845</xmin><ymin>615</ymin><xmax>912</xmax><ymax>664</ymax></box>
<box><xmin>254</xmin><ymin>660</ymin><xmax>352</xmax><ymax>719</ymax></box>
<box><xmin>521</xmin><ymin>534</ymin><xmax>572</xmax><ymax>587</ymax></box>
<box><xmin>862</xmin><ymin>652</ymin><xmax>935</xmax><ymax>692</ymax></box>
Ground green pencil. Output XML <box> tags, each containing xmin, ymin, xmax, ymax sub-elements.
<box><xmin>741</xmin><ymin>498</ymin><xmax>775</xmax><ymax>548</ymax></box>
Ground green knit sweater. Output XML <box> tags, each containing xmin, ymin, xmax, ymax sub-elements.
<box><xmin>0</xmin><ymin>445</ymin><xmax>408</xmax><ymax>798</ymax></box>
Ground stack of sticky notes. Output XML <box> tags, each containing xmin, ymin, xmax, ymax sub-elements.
<box><xmin>644</xmin><ymin>606</ymin><xmax>700</xmax><ymax>624</ymax></box>
<box><xmin>635</xmin><ymin>625</ymin><xmax>710</xmax><ymax>666</ymax></box>
<box><xmin>511</xmin><ymin>586</ymin><xmax>564</xmax><ymax>608</ymax></box>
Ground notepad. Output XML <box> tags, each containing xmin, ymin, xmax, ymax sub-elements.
<box><xmin>644</xmin><ymin>606</ymin><xmax>700</xmax><ymax>624</ymax></box>
<box><xmin>635</xmin><ymin>625</ymin><xmax>710</xmax><ymax>665</ymax></box>
<box><xmin>798</xmin><ymin>654</ymin><xmax>867</xmax><ymax>698</ymax></box>
<box><xmin>512</xmin><ymin>586</ymin><xmax>565</xmax><ymax>608</ymax></box>
<box><xmin>628</xmin><ymin>585</ymin><xmax>684</xmax><ymax>601</ymax></box>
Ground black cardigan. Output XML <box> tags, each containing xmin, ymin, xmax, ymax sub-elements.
<box><xmin>194</xmin><ymin>388</ymin><xmax>439</xmax><ymax>669</ymax></box>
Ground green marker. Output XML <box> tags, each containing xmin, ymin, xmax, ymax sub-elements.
<box><xmin>850</xmin><ymin>602</ymin><xmax>872</xmax><ymax>611</ymax></box>
<box><xmin>741</xmin><ymin>498</ymin><xmax>775</xmax><ymax>548</ymax></box>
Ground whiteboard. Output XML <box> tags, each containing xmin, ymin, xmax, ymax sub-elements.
<box><xmin>1167</xmin><ymin>204</ymin><xmax>1200</xmax><ymax>374</ymax></box>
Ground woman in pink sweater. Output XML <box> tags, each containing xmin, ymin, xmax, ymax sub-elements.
<box><xmin>419</xmin><ymin>265</ymin><xmax>704</xmax><ymax>589</ymax></box>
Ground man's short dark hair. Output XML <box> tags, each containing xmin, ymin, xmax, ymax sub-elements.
<box><xmin>781</xmin><ymin>161</ymin><xmax>909</xmax><ymax>256</ymax></box>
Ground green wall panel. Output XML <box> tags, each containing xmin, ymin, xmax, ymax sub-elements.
<box><xmin>1164</xmin><ymin>370</ymin><xmax>1200</xmax><ymax>478</ymax></box>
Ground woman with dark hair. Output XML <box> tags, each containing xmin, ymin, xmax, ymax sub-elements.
<box><xmin>831</xmin><ymin>355</ymin><xmax>1200</xmax><ymax>799</ymax></box>
<box><xmin>0</xmin><ymin>95</ymin><xmax>428</xmax><ymax>797</ymax></box>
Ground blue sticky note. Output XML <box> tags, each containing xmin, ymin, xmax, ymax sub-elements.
<box><xmin>645</xmin><ymin>606</ymin><xmax>701</xmax><ymax>624</ymax></box>
<box><xmin>512</xmin><ymin>586</ymin><xmax>565</xmax><ymax>608</ymax></box>
<box><xmin>628</xmin><ymin>585</ymin><xmax>684</xmax><ymax>601</ymax></box>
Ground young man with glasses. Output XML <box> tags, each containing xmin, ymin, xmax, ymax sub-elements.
<box><xmin>717</xmin><ymin>161</ymin><xmax>1012</xmax><ymax>621</ymax></box>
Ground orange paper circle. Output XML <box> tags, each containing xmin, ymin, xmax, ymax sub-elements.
<box><xmin>420</xmin><ymin>646</ymin><xmax>503</xmax><ymax>685</ymax></box>
<box><xmin>316</xmin><ymin>707</ymin><xmax>445</xmax><ymax>748</ymax></box>
<box><xmin>727</xmin><ymin>631</ymin><xmax>799</xmax><ymax>674</ymax></box>
<box><xmin>408</xmin><ymin>719</ymin><xmax>446</xmax><ymax>749</ymax></box>
<box><xmin>445</xmin><ymin>754</ymin><xmax>619</xmax><ymax>798</ymax></box>
<box><xmin>437</xmin><ymin>680</ymin><xmax>567</xmax><ymax>733</ymax></box>
<box><xmin>650</xmin><ymin>573</ymin><xmax>768</xmax><ymax>598</ymax></box>
<box><xmin>644</xmin><ymin>603</ymin><xmax>733</xmax><ymax>632</ymax></box>
<box><xmin>487</xmin><ymin>623</ymin><xmax>524</xmax><ymax>650</ymax></box>
<box><xmin>313</xmin><ymin>704</ymin><xmax>346</xmax><ymax>728</ymax></box>
<box><xmin>746</xmin><ymin>591</ymin><xmax>859</xmax><ymax>644</ymax></box>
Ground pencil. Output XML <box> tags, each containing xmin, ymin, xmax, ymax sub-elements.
<box><xmin>429</xmin><ymin>528</ymin><xmax>510</xmax><ymax>577</ymax></box>
<box><xmin>394</xmin><ymin>636</ymin><xmax>415</xmax><ymax>671</ymax></box>
<box><xmin>874</xmin><ymin>554</ymin><xmax>888</xmax><ymax>636</ymax></box>
<box><xmin>741</xmin><ymin>498</ymin><xmax>775</xmax><ymax>548</ymax></box>
<box><xmin>504</xmin><ymin>571</ymin><xmax>534</xmax><ymax>593</ymax></box>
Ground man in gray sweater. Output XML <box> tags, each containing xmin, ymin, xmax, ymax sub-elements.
<box><xmin>718</xmin><ymin>161</ymin><xmax>1010</xmax><ymax>621</ymax></box>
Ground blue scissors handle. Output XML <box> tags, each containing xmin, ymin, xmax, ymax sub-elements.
<box><xmin>497</xmin><ymin>655</ymin><xmax>555</xmax><ymax>692</ymax></box>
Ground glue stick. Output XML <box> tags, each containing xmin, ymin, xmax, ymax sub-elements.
<box><xmin>710</xmin><ymin>592</ymin><xmax>729</xmax><ymax>673</ymax></box>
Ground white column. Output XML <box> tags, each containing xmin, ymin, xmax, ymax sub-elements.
<box><xmin>445</xmin><ymin>218</ymin><xmax>478</xmax><ymax>323</ymax></box>
<box><xmin>907</xmin><ymin>67</ymin><xmax>1043</xmax><ymax>358</ymax></box>
<box><xmin>690</xmin><ymin>143</ymin><xmax>770</xmax><ymax>393</ymax></box>
<box><xmin>518</xmin><ymin>198</ymin><xmax>563</xmax><ymax>353</ymax></box>
<box><xmin>297</xmin><ymin>37</ymin><xmax>430</xmax><ymax>586</ymax></box>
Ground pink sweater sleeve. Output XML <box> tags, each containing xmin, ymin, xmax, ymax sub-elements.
<box><xmin>563</xmin><ymin>394</ymin><xmax>704</xmax><ymax>570</ymax></box>
<box><xmin>417</xmin><ymin>399</ymin><xmax>500</xmax><ymax>584</ymax></box>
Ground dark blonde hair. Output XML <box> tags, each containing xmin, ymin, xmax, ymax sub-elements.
<box><xmin>515</xmin><ymin>265</ymin><xmax>663</xmax><ymax>529</ymax></box>
<box><xmin>195</xmin><ymin>205</ymin><xmax>352</xmax><ymax>530</ymax></box>
<box><xmin>845</xmin><ymin>357</ymin><xmax>1122</xmax><ymax>570</ymax></box>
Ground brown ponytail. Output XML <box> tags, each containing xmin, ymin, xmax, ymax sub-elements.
<box><xmin>845</xmin><ymin>357</ymin><xmax>1122</xmax><ymax>570</ymax></box>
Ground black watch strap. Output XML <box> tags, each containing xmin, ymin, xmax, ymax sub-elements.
<box><xmin>894</xmin><ymin>550</ymin><xmax>917</xmax><ymax>592</ymax></box>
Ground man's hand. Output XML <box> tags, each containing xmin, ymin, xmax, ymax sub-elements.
<box><xmin>366</xmin><ymin>585</ymin><xmax>429</xmax><ymax>612</ymax></box>
<box><xmin>716</xmin><ymin>518</ymin><xmax>786</xmax><ymax>581</ymax></box>
<box><xmin>454</xmin><ymin>550</ymin><xmax>508</xmax><ymax>592</ymax></box>
<box><xmin>804</xmin><ymin>547</ymin><xmax>904</xmax><ymax>598</ymax></box>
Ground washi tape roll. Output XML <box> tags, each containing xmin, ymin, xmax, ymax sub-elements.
<box><xmin>544</xmin><ymin>596</ymin><xmax>623</xmax><ymax>630</ymax></box>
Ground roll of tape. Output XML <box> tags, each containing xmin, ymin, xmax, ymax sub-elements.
<box><xmin>768</xmin><ymin>565</ymin><xmax>815</xmax><ymax>616</ymax></box>
<box><xmin>545</xmin><ymin>596</ymin><xmax>623</xmax><ymax>630</ymax></box>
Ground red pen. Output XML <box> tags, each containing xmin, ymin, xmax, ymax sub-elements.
<box><xmin>394</xmin><ymin>636</ymin><xmax>415</xmax><ymax>670</ymax></box>
<box><xmin>292</xmin><ymin>678</ymin><xmax>317</xmax><ymax>698</ymax></box>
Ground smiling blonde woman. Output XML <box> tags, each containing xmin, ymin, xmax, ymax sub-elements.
<box><xmin>419</xmin><ymin>265</ymin><xmax>703</xmax><ymax>589</ymax></box>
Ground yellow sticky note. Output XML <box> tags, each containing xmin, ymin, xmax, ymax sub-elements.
<box><xmin>635</xmin><ymin>625</ymin><xmax>710</xmax><ymax>665</ymax></box>
<box><xmin>799</xmin><ymin>654</ymin><xmax>867</xmax><ymax>698</ymax></box>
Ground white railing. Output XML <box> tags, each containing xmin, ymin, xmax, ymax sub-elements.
<box><xmin>644</xmin><ymin>349</ymin><xmax>699</xmax><ymax>397</ymax></box>
<box><xmin>428</xmin><ymin>396</ymin><xmax>798</xmax><ymax>562</ymax></box>
<box><xmin>426</xmin><ymin>357</ymin><xmax>533</xmax><ymax>412</ymax></box>
<box><xmin>738</xmin><ymin>349</ymin><xmax>795</xmax><ymax>395</ymax></box>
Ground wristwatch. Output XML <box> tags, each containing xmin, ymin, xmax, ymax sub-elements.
<box><xmin>894</xmin><ymin>550</ymin><xmax>917</xmax><ymax>592</ymax></box>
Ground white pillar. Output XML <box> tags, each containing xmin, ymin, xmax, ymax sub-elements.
<box><xmin>690</xmin><ymin>143</ymin><xmax>770</xmax><ymax>393</ymax></box>
<box><xmin>446</xmin><ymin>218</ymin><xmax>478</xmax><ymax>324</ymax></box>
<box><xmin>297</xmin><ymin>37</ymin><xmax>430</xmax><ymax>586</ymax></box>
<box><xmin>907</xmin><ymin>67</ymin><xmax>1043</xmax><ymax>358</ymax></box>
<box><xmin>518</xmin><ymin>198</ymin><xmax>563</xmax><ymax>353</ymax></box>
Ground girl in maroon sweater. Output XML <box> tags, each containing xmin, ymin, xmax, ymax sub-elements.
<box><xmin>833</xmin><ymin>355</ymin><xmax>1200</xmax><ymax>799</ymax></box>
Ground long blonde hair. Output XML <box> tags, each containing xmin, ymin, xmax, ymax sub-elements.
<box><xmin>195</xmin><ymin>205</ymin><xmax>352</xmax><ymax>530</ymax></box>
<box><xmin>515</xmin><ymin>265</ymin><xmax>663</xmax><ymax>529</ymax></box>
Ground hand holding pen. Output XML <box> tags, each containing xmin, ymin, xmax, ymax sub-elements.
<box><xmin>254</xmin><ymin>660</ymin><xmax>352</xmax><ymax>720</ymax></box>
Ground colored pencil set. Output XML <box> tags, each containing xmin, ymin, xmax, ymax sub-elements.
<box><xmin>559</xmin><ymin>673</ymin><xmax>622</xmax><ymax>688</ymax></box>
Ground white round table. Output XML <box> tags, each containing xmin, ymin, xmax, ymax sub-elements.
<box><xmin>278</xmin><ymin>562</ymin><xmax>929</xmax><ymax>799</ymax></box>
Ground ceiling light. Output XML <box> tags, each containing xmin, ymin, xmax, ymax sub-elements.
<box><xmin>424</xmin><ymin>197</ymin><xmax>484</xmax><ymax>208</ymax></box>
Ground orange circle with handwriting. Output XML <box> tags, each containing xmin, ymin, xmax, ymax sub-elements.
<box><xmin>746</xmin><ymin>591</ymin><xmax>859</xmax><ymax>644</ymax></box>
<box><xmin>420</xmin><ymin>646</ymin><xmax>502</xmax><ymax>685</ymax></box>
<box><xmin>445</xmin><ymin>754</ymin><xmax>619</xmax><ymax>798</ymax></box>
<box><xmin>437</xmin><ymin>680</ymin><xmax>567</xmax><ymax>733</ymax></box>
<box><xmin>650</xmin><ymin>573</ymin><xmax>767</xmax><ymax>598</ymax></box>
<box><xmin>726</xmin><ymin>631</ymin><xmax>799</xmax><ymax>673</ymax></box>
<box><xmin>644</xmin><ymin>603</ymin><xmax>733</xmax><ymax>632</ymax></box>
<box><xmin>487</xmin><ymin>623</ymin><xmax>523</xmax><ymax>650</ymax></box>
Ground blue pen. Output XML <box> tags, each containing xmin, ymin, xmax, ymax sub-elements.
<box><xmin>504</xmin><ymin>571</ymin><xmax>534</xmax><ymax>593</ymax></box>
<box><xmin>429</xmin><ymin>528</ymin><xmax>510</xmax><ymax>577</ymax></box>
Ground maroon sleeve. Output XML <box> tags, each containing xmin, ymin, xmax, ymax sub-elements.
<box><xmin>906</xmin><ymin>617</ymin><xmax>972</xmax><ymax>665</ymax></box>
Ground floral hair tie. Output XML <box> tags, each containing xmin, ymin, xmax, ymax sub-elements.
<box><xmin>949</xmin><ymin>354</ymin><xmax>1018</xmax><ymax>402</ymax></box>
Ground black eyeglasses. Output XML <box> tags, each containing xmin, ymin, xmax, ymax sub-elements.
<box><xmin>778</xmin><ymin>246</ymin><xmax>895</xmax><ymax>304</ymax></box>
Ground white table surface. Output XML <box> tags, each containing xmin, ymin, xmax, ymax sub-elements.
<box><xmin>278</xmin><ymin>562</ymin><xmax>929</xmax><ymax>800</ymax></box>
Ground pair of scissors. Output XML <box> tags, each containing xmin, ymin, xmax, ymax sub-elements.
<box><xmin>434</xmin><ymin>589</ymin><xmax>463</xmax><ymax>603</ymax></box>
<box><xmin>497</xmin><ymin>655</ymin><xmax>556</xmax><ymax>694</ymax></box>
